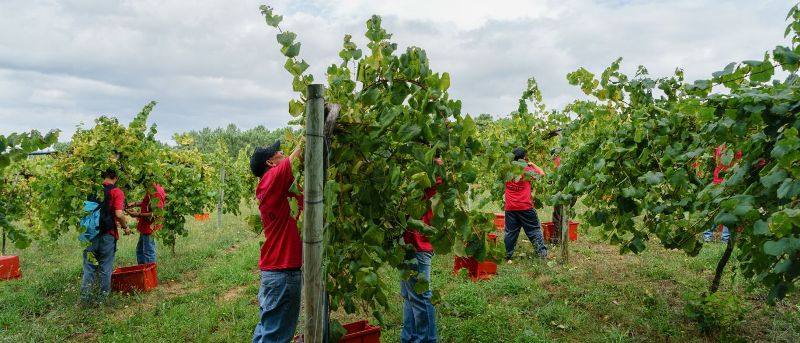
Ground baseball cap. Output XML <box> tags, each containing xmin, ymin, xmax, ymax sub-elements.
<box><xmin>250</xmin><ymin>140</ymin><xmax>281</xmax><ymax>177</ymax></box>
<box><xmin>512</xmin><ymin>147</ymin><xmax>527</xmax><ymax>161</ymax></box>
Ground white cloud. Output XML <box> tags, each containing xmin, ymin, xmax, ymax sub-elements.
<box><xmin>0</xmin><ymin>0</ymin><xmax>793</xmax><ymax>141</ymax></box>
<box><xmin>305</xmin><ymin>0</ymin><xmax>561</xmax><ymax>30</ymax></box>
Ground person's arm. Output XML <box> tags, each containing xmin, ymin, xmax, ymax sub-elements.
<box><xmin>126</xmin><ymin>201</ymin><xmax>141</xmax><ymax>209</ymax></box>
<box><xmin>522</xmin><ymin>163</ymin><xmax>545</xmax><ymax>181</ymax></box>
<box><xmin>125</xmin><ymin>210</ymin><xmax>153</xmax><ymax>219</ymax></box>
<box><xmin>289</xmin><ymin>138</ymin><xmax>305</xmax><ymax>162</ymax></box>
<box><xmin>527</xmin><ymin>162</ymin><xmax>545</xmax><ymax>175</ymax></box>
<box><xmin>114</xmin><ymin>191</ymin><xmax>131</xmax><ymax>235</ymax></box>
<box><xmin>115</xmin><ymin>209</ymin><xmax>130</xmax><ymax>234</ymax></box>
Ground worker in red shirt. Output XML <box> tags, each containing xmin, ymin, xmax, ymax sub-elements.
<box><xmin>126</xmin><ymin>182</ymin><xmax>166</xmax><ymax>264</ymax></box>
<box><xmin>249</xmin><ymin>140</ymin><xmax>304</xmax><ymax>343</ymax></box>
<box><xmin>703</xmin><ymin>145</ymin><xmax>741</xmax><ymax>243</ymax></box>
<box><xmin>400</xmin><ymin>157</ymin><xmax>442</xmax><ymax>343</ymax></box>
<box><xmin>80</xmin><ymin>168</ymin><xmax>130</xmax><ymax>305</ymax></box>
<box><xmin>504</xmin><ymin>147</ymin><xmax>548</xmax><ymax>262</ymax></box>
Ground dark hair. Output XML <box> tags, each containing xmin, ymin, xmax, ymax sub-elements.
<box><xmin>250</xmin><ymin>141</ymin><xmax>281</xmax><ymax>177</ymax></box>
<box><xmin>512</xmin><ymin>147</ymin><xmax>527</xmax><ymax>161</ymax></box>
<box><xmin>101</xmin><ymin>168</ymin><xmax>118</xmax><ymax>179</ymax></box>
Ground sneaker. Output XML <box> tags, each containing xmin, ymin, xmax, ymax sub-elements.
<box><xmin>506</xmin><ymin>259</ymin><xmax>513</xmax><ymax>264</ymax></box>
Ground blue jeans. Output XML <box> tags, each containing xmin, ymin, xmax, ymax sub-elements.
<box><xmin>252</xmin><ymin>270</ymin><xmax>302</xmax><ymax>343</ymax></box>
<box><xmin>80</xmin><ymin>233</ymin><xmax>116</xmax><ymax>302</ymax></box>
<box><xmin>400</xmin><ymin>251</ymin><xmax>437</xmax><ymax>343</ymax></box>
<box><xmin>504</xmin><ymin>209</ymin><xmax>548</xmax><ymax>260</ymax></box>
<box><xmin>136</xmin><ymin>234</ymin><xmax>157</xmax><ymax>264</ymax></box>
<box><xmin>704</xmin><ymin>225</ymin><xmax>730</xmax><ymax>242</ymax></box>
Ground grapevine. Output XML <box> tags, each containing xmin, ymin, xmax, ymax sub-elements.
<box><xmin>260</xmin><ymin>5</ymin><xmax>496</xmax><ymax>322</ymax></box>
<box><xmin>27</xmin><ymin>102</ymin><xmax>217</xmax><ymax>253</ymax></box>
<box><xmin>0</xmin><ymin>130</ymin><xmax>59</xmax><ymax>249</ymax></box>
<box><xmin>551</xmin><ymin>4</ymin><xmax>800</xmax><ymax>301</ymax></box>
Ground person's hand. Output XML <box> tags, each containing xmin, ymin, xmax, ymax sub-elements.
<box><xmin>124</xmin><ymin>228</ymin><xmax>133</xmax><ymax>236</ymax></box>
<box><xmin>434</xmin><ymin>157</ymin><xmax>443</xmax><ymax>166</ymax></box>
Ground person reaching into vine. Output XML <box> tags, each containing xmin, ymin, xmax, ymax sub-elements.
<box><xmin>702</xmin><ymin>144</ymin><xmax>742</xmax><ymax>243</ymax></box>
<box><xmin>400</xmin><ymin>156</ymin><xmax>442</xmax><ymax>343</ymax></box>
<box><xmin>249</xmin><ymin>139</ymin><xmax>305</xmax><ymax>343</ymax></box>
<box><xmin>504</xmin><ymin>147</ymin><xmax>548</xmax><ymax>263</ymax></box>
<box><xmin>80</xmin><ymin>168</ymin><xmax>128</xmax><ymax>306</ymax></box>
<box><xmin>125</xmin><ymin>181</ymin><xmax>166</xmax><ymax>264</ymax></box>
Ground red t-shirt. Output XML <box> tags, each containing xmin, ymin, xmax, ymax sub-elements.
<box><xmin>504</xmin><ymin>164</ymin><xmax>545</xmax><ymax>211</ymax></box>
<box><xmin>256</xmin><ymin>158</ymin><xmax>303</xmax><ymax>271</ymax></box>
<box><xmin>136</xmin><ymin>183</ymin><xmax>166</xmax><ymax>235</ymax></box>
<box><xmin>404</xmin><ymin>177</ymin><xmax>442</xmax><ymax>252</ymax></box>
<box><xmin>103</xmin><ymin>181</ymin><xmax>125</xmax><ymax>240</ymax></box>
<box><xmin>712</xmin><ymin>145</ymin><xmax>742</xmax><ymax>185</ymax></box>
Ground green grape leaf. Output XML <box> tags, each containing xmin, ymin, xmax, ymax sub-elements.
<box><xmin>281</xmin><ymin>42</ymin><xmax>301</xmax><ymax>58</ymax></box>
<box><xmin>277</xmin><ymin>31</ymin><xmax>296</xmax><ymax>47</ymax></box>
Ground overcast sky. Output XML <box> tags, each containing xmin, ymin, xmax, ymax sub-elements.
<box><xmin>0</xmin><ymin>0</ymin><xmax>793</xmax><ymax>141</ymax></box>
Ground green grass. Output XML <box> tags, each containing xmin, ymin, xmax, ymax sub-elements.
<box><xmin>1</xmin><ymin>212</ymin><xmax>798</xmax><ymax>342</ymax></box>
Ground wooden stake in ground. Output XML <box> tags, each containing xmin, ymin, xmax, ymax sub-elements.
<box><xmin>217</xmin><ymin>168</ymin><xmax>225</xmax><ymax>229</ymax></box>
<box><xmin>303</xmin><ymin>84</ymin><xmax>325</xmax><ymax>342</ymax></box>
<box><xmin>560</xmin><ymin>205</ymin><xmax>569</xmax><ymax>264</ymax></box>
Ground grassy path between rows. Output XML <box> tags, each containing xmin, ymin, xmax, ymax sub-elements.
<box><xmin>1</xmin><ymin>213</ymin><xmax>798</xmax><ymax>342</ymax></box>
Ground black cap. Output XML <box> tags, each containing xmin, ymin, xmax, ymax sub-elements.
<box><xmin>512</xmin><ymin>147</ymin><xmax>526</xmax><ymax>161</ymax></box>
<box><xmin>250</xmin><ymin>140</ymin><xmax>281</xmax><ymax>177</ymax></box>
<box><xmin>101</xmin><ymin>168</ymin><xmax>118</xmax><ymax>179</ymax></box>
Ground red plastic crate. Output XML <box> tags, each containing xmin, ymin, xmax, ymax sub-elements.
<box><xmin>293</xmin><ymin>320</ymin><xmax>381</xmax><ymax>343</ymax></box>
<box><xmin>111</xmin><ymin>262</ymin><xmax>158</xmax><ymax>293</ymax></box>
<box><xmin>453</xmin><ymin>255</ymin><xmax>472</xmax><ymax>273</ymax></box>
<box><xmin>341</xmin><ymin>320</ymin><xmax>381</xmax><ymax>343</ymax></box>
<box><xmin>453</xmin><ymin>256</ymin><xmax>497</xmax><ymax>281</ymax></box>
<box><xmin>542</xmin><ymin>222</ymin><xmax>555</xmax><ymax>241</ymax></box>
<box><xmin>568</xmin><ymin>221</ymin><xmax>579</xmax><ymax>241</ymax></box>
<box><xmin>541</xmin><ymin>221</ymin><xmax>579</xmax><ymax>242</ymax></box>
<box><xmin>0</xmin><ymin>255</ymin><xmax>21</xmax><ymax>280</ymax></box>
<box><xmin>474</xmin><ymin>260</ymin><xmax>497</xmax><ymax>280</ymax></box>
<box><xmin>493</xmin><ymin>213</ymin><xmax>505</xmax><ymax>231</ymax></box>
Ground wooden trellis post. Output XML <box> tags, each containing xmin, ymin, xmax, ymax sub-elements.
<box><xmin>217</xmin><ymin>168</ymin><xmax>225</xmax><ymax>229</ymax></box>
<box><xmin>303</xmin><ymin>84</ymin><xmax>325</xmax><ymax>342</ymax></box>
<box><xmin>560</xmin><ymin>205</ymin><xmax>569</xmax><ymax>263</ymax></box>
